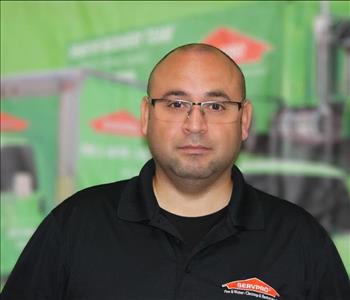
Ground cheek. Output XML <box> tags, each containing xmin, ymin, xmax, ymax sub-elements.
<box><xmin>212</xmin><ymin>126</ymin><xmax>242</xmax><ymax>153</ymax></box>
<box><xmin>146</xmin><ymin>119</ymin><xmax>181</xmax><ymax>149</ymax></box>
<box><xmin>213</xmin><ymin>125</ymin><xmax>240</xmax><ymax>141</ymax></box>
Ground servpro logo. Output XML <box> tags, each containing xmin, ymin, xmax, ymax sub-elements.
<box><xmin>0</xmin><ymin>112</ymin><xmax>28</xmax><ymax>132</ymax></box>
<box><xmin>203</xmin><ymin>27</ymin><xmax>271</xmax><ymax>64</ymax></box>
<box><xmin>222</xmin><ymin>278</ymin><xmax>279</xmax><ymax>299</ymax></box>
<box><xmin>90</xmin><ymin>110</ymin><xmax>142</xmax><ymax>137</ymax></box>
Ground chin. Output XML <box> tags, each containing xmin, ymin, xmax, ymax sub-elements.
<box><xmin>170</xmin><ymin>160</ymin><xmax>220</xmax><ymax>180</ymax></box>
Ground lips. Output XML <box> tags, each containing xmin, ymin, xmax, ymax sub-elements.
<box><xmin>178</xmin><ymin>145</ymin><xmax>211</xmax><ymax>154</ymax></box>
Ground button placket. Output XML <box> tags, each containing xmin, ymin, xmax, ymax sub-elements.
<box><xmin>184</xmin><ymin>264</ymin><xmax>191</xmax><ymax>273</ymax></box>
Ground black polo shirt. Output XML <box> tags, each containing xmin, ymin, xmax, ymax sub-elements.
<box><xmin>2</xmin><ymin>160</ymin><xmax>349</xmax><ymax>300</ymax></box>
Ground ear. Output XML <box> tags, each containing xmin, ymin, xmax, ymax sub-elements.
<box><xmin>140</xmin><ymin>96</ymin><xmax>150</xmax><ymax>136</ymax></box>
<box><xmin>241</xmin><ymin>100</ymin><xmax>252</xmax><ymax>141</ymax></box>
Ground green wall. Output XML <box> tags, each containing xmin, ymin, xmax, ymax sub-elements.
<box><xmin>0</xmin><ymin>1</ymin><xmax>242</xmax><ymax>74</ymax></box>
<box><xmin>2</xmin><ymin>1</ymin><xmax>349</xmax><ymax>75</ymax></box>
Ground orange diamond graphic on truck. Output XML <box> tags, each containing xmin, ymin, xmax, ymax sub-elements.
<box><xmin>91</xmin><ymin>111</ymin><xmax>142</xmax><ymax>137</ymax></box>
<box><xmin>0</xmin><ymin>112</ymin><xmax>28</xmax><ymax>132</ymax></box>
<box><xmin>203</xmin><ymin>27</ymin><xmax>272</xmax><ymax>64</ymax></box>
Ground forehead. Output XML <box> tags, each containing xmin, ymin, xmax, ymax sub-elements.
<box><xmin>150</xmin><ymin>50</ymin><xmax>243</xmax><ymax>98</ymax></box>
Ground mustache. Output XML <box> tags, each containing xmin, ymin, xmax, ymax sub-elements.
<box><xmin>180</xmin><ymin>134</ymin><xmax>211</xmax><ymax>147</ymax></box>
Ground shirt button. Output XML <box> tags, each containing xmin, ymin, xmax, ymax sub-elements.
<box><xmin>185</xmin><ymin>266</ymin><xmax>191</xmax><ymax>273</ymax></box>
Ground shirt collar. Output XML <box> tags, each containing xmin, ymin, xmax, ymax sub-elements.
<box><xmin>228</xmin><ymin>164</ymin><xmax>264</xmax><ymax>230</ymax></box>
<box><xmin>117</xmin><ymin>159</ymin><xmax>158</xmax><ymax>222</ymax></box>
<box><xmin>117</xmin><ymin>159</ymin><xmax>264</xmax><ymax>230</ymax></box>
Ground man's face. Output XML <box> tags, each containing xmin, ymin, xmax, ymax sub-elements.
<box><xmin>141</xmin><ymin>50</ymin><xmax>252</xmax><ymax>181</ymax></box>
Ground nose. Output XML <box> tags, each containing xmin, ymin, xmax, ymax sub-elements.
<box><xmin>182</xmin><ymin>105</ymin><xmax>208</xmax><ymax>134</ymax></box>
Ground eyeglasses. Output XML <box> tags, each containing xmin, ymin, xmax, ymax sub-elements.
<box><xmin>148</xmin><ymin>97</ymin><xmax>245</xmax><ymax>123</ymax></box>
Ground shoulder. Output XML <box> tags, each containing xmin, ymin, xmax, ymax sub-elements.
<box><xmin>250</xmin><ymin>185</ymin><xmax>329</xmax><ymax>239</ymax></box>
<box><xmin>69</xmin><ymin>179</ymin><xmax>129</xmax><ymax>203</ymax></box>
<box><xmin>50</xmin><ymin>179</ymin><xmax>131</xmax><ymax>227</ymax></box>
<box><xmin>249</xmin><ymin>186</ymin><xmax>350</xmax><ymax>295</ymax></box>
<box><xmin>251</xmin><ymin>185</ymin><xmax>313</xmax><ymax>217</ymax></box>
<box><xmin>250</xmin><ymin>185</ymin><xmax>337</xmax><ymax>262</ymax></box>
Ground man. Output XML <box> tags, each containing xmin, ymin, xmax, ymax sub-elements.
<box><xmin>2</xmin><ymin>43</ymin><xmax>349</xmax><ymax>299</ymax></box>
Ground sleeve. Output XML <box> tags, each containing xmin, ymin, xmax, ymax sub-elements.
<box><xmin>1</xmin><ymin>212</ymin><xmax>67</xmax><ymax>300</ymax></box>
<box><xmin>303</xmin><ymin>217</ymin><xmax>350</xmax><ymax>299</ymax></box>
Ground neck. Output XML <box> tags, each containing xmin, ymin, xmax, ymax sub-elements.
<box><xmin>153</xmin><ymin>166</ymin><xmax>233</xmax><ymax>217</ymax></box>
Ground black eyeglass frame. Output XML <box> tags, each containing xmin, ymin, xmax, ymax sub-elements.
<box><xmin>147</xmin><ymin>97</ymin><xmax>246</xmax><ymax>113</ymax></box>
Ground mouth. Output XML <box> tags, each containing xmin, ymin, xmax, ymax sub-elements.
<box><xmin>177</xmin><ymin>145</ymin><xmax>212</xmax><ymax>155</ymax></box>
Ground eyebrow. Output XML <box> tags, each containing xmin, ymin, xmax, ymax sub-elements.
<box><xmin>160</xmin><ymin>89</ymin><xmax>232</xmax><ymax>100</ymax></box>
<box><xmin>204</xmin><ymin>90</ymin><xmax>231</xmax><ymax>100</ymax></box>
<box><xmin>162</xmin><ymin>90</ymin><xmax>189</xmax><ymax>98</ymax></box>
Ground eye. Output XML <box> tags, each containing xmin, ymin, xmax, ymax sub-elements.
<box><xmin>167</xmin><ymin>100</ymin><xmax>187</xmax><ymax>109</ymax></box>
<box><xmin>206</xmin><ymin>102</ymin><xmax>226</xmax><ymax>111</ymax></box>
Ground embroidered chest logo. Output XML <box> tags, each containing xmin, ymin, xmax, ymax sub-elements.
<box><xmin>222</xmin><ymin>277</ymin><xmax>280</xmax><ymax>299</ymax></box>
